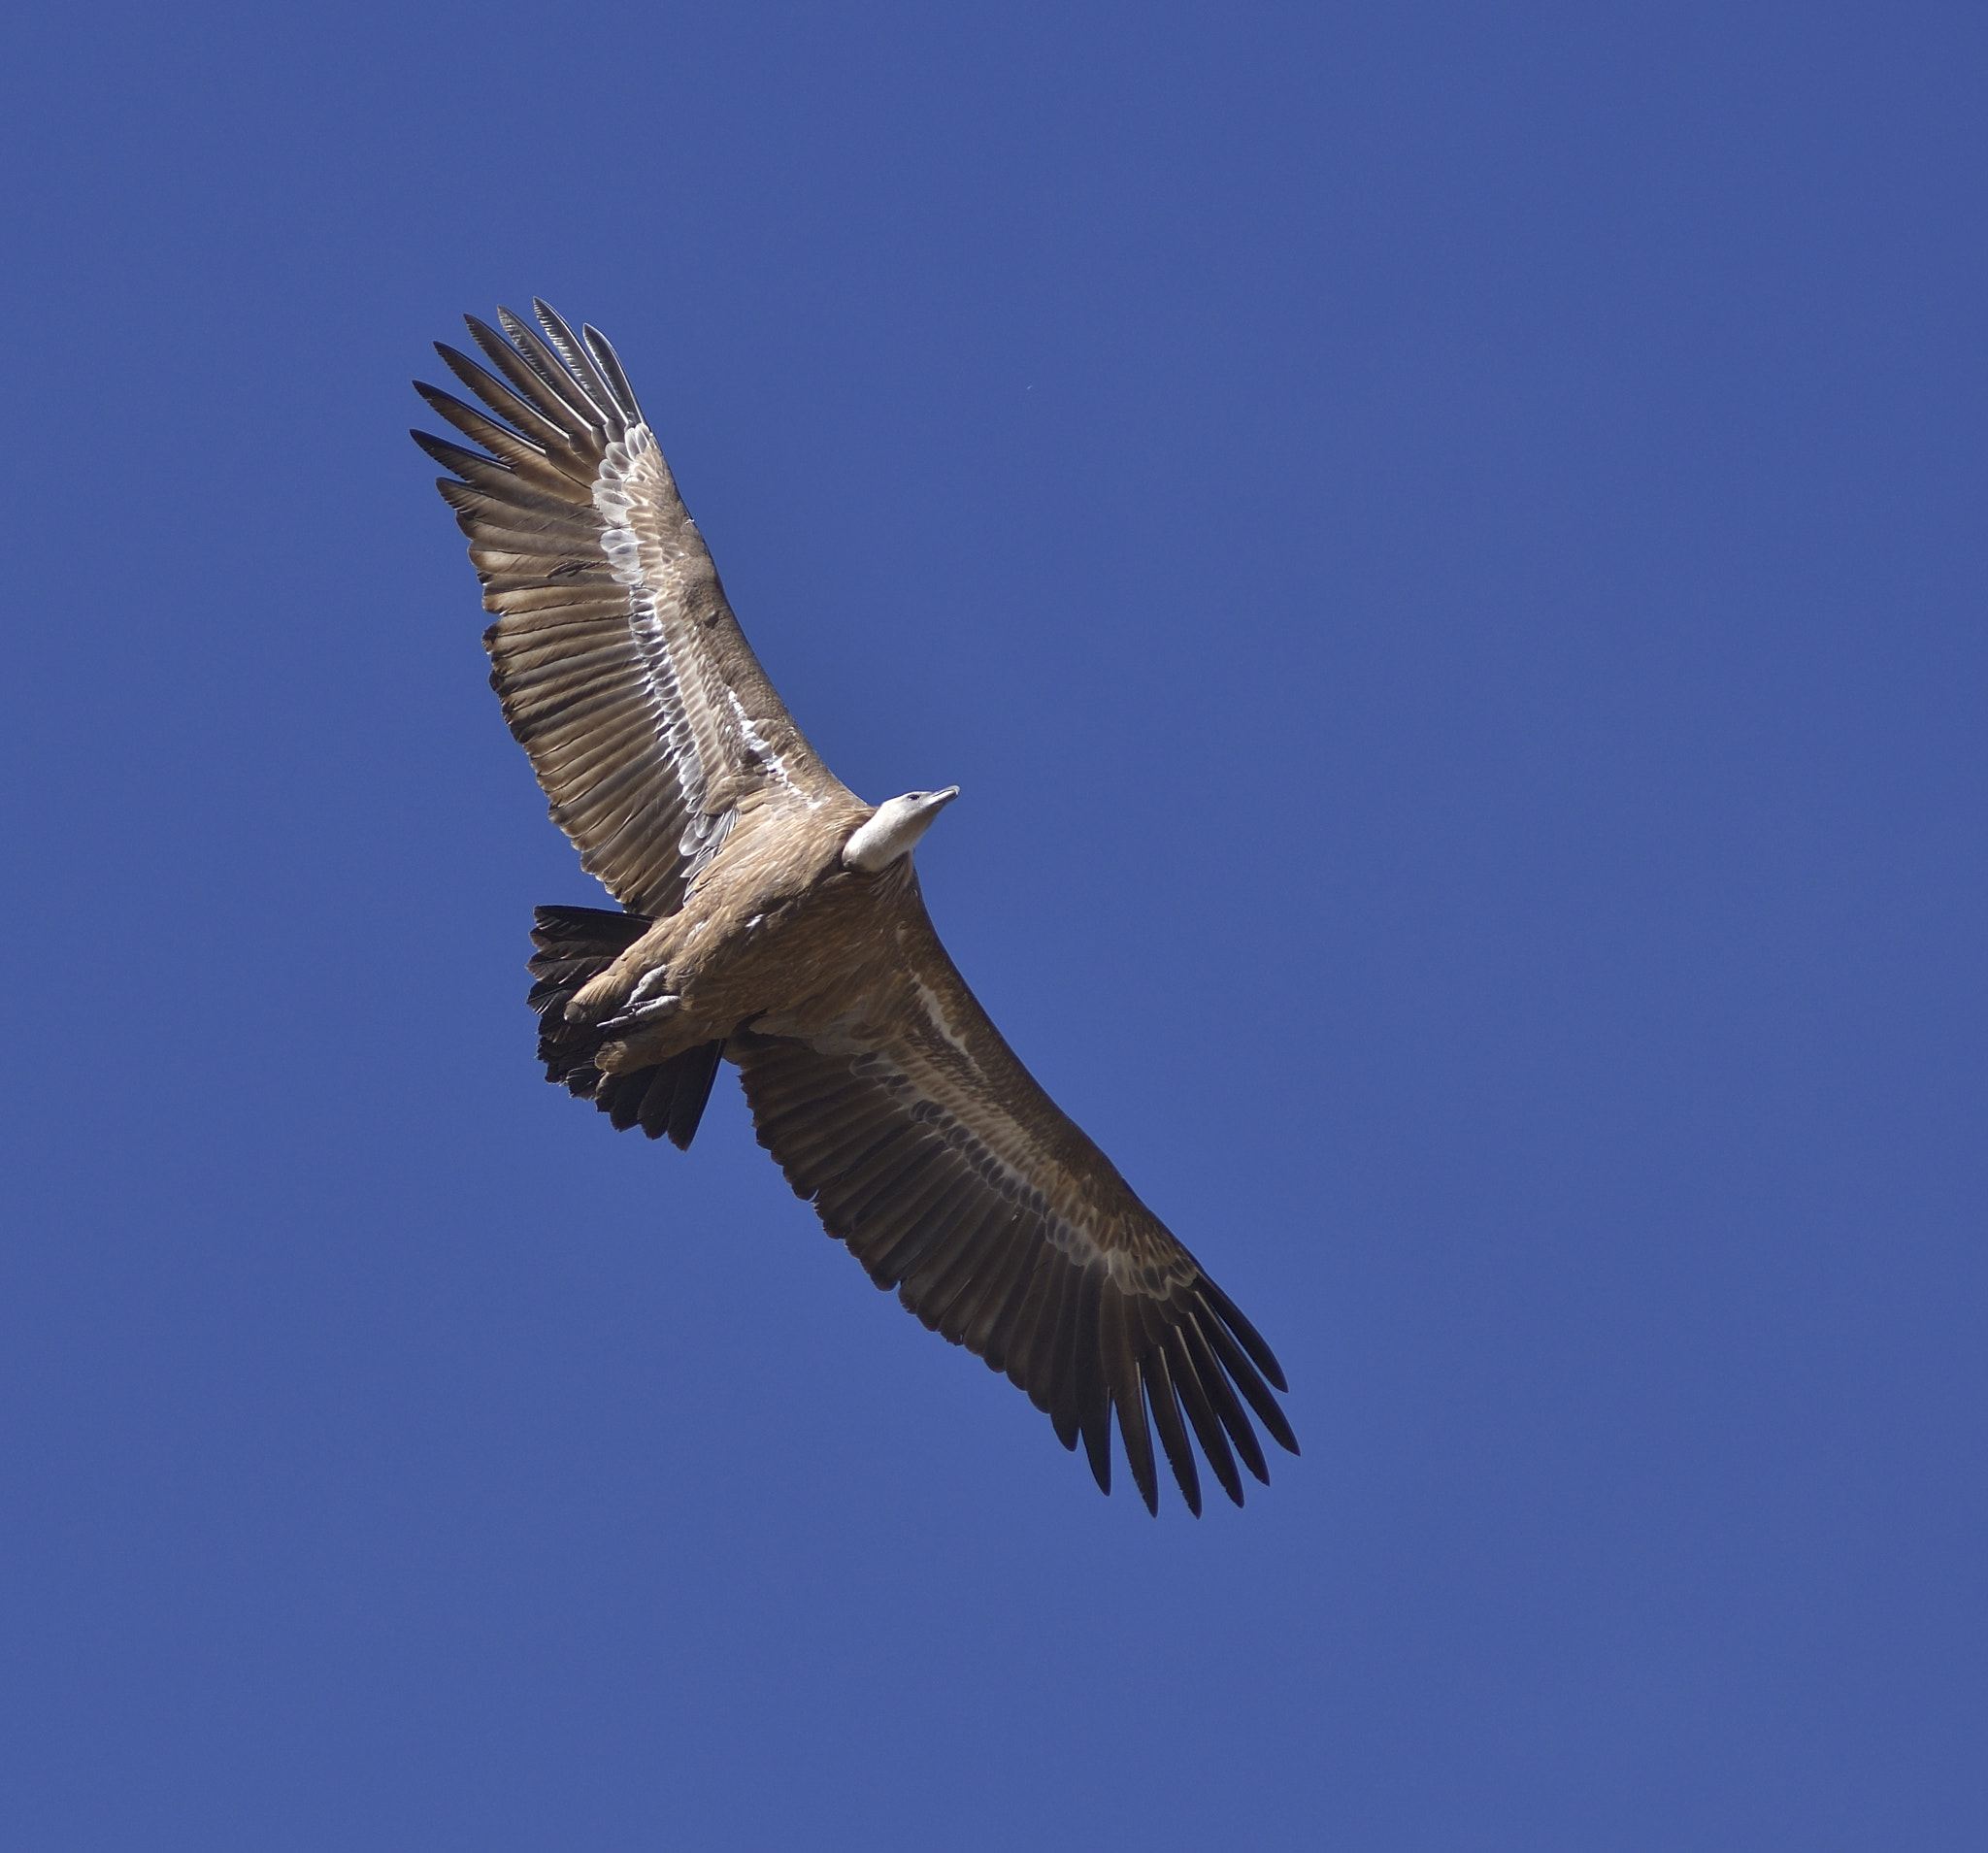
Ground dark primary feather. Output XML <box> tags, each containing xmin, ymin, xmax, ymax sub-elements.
<box><xmin>523</xmin><ymin>301</ymin><xmax>627</xmax><ymax>424</ymax></box>
<box><xmin>580</xmin><ymin>320</ymin><xmax>646</xmax><ymax>425</ymax></box>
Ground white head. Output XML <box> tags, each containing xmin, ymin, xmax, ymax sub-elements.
<box><xmin>843</xmin><ymin>787</ymin><xmax>961</xmax><ymax>873</ymax></box>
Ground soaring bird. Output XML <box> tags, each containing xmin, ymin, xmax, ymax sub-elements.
<box><xmin>414</xmin><ymin>303</ymin><xmax>1296</xmax><ymax>1513</ymax></box>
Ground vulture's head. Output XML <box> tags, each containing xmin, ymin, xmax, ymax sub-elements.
<box><xmin>843</xmin><ymin>787</ymin><xmax>960</xmax><ymax>873</ymax></box>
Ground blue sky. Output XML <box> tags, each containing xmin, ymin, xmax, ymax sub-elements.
<box><xmin>3</xmin><ymin>3</ymin><xmax>1983</xmax><ymax>1846</ymax></box>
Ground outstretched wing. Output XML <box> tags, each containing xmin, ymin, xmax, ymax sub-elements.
<box><xmin>415</xmin><ymin>302</ymin><xmax>849</xmax><ymax>918</ymax></box>
<box><xmin>731</xmin><ymin>898</ymin><xmax>1297</xmax><ymax>1515</ymax></box>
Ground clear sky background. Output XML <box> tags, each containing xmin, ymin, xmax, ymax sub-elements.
<box><xmin>3</xmin><ymin>3</ymin><xmax>1983</xmax><ymax>1847</ymax></box>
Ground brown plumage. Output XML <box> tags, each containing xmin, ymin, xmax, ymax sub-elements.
<box><xmin>414</xmin><ymin>302</ymin><xmax>1297</xmax><ymax>1513</ymax></box>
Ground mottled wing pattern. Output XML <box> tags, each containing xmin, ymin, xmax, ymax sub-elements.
<box><xmin>731</xmin><ymin>911</ymin><xmax>1297</xmax><ymax>1514</ymax></box>
<box><xmin>414</xmin><ymin>302</ymin><xmax>845</xmax><ymax>917</ymax></box>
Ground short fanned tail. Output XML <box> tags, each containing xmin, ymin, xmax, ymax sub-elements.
<box><xmin>526</xmin><ymin>905</ymin><xmax>721</xmax><ymax>1151</ymax></box>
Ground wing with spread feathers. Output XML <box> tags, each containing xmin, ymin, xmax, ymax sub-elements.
<box><xmin>414</xmin><ymin>302</ymin><xmax>847</xmax><ymax>917</ymax></box>
<box><xmin>732</xmin><ymin>899</ymin><xmax>1297</xmax><ymax>1514</ymax></box>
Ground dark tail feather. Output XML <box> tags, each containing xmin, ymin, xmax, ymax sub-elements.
<box><xmin>636</xmin><ymin>1042</ymin><xmax>725</xmax><ymax>1150</ymax></box>
<box><xmin>524</xmin><ymin>905</ymin><xmax>723</xmax><ymax>1150</ymax></box>
<box><xmin>528</xmin><ymin>905</ymin><xmax>651</xmax><ymax>1092</ymax></box>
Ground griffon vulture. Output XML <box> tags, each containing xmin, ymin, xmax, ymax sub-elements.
<box><xmin>414</xmin><ymin>303</ymin><xmax>1296</xmax><ymax>1513</ymax></box>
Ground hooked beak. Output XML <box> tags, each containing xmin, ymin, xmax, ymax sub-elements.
<box><xmin>844</xmin><ymin>785</ymin><xmax>964</xmax><ymax>872</ymax></box>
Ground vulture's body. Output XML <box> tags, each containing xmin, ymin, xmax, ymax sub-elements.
<box><xmin>415</xmin><ymin>303</ymin><xmax>1296</xmax><ymax>1513</ymax></box>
